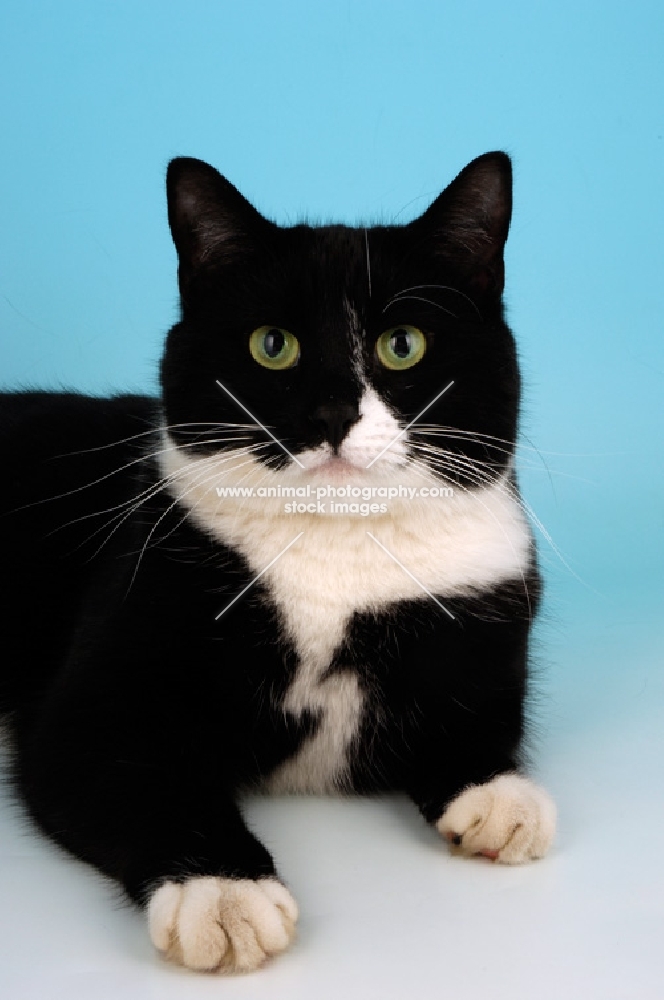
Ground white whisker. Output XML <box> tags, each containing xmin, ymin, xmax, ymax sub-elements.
<box><xmin>382</xmin><ymin>294</ymin><xmax>458</xmax><ymax>319</ymax></box>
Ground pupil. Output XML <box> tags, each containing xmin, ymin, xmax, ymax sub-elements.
<box><xmin>391</xmin><ymin>330</ymin><xmax>411</xmax><ymax>358</ymax></box>
<box><xmin>264</xmin><ymin>329</ymin><xmax>285</xmax><ymax>357</ymax></box>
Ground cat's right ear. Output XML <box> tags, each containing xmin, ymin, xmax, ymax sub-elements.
<box><xmin>166</xmin><ymin>157</ymin><xmax>265</xmax><ymax>285</ymax></box>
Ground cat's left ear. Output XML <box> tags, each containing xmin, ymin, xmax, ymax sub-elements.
<box><xmin>417</xmin><ymin>151</ymin><xmax>513</xmax><ymax>297</ymax></box>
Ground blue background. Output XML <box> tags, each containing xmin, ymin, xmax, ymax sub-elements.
<box><xmin>1</xmin><ymin>4</ymin><xmax>663</xmax><ymax>996</ymax></box>
<box><xmin>1</xmin><ymin>1</ymin><xmax>662</xmax><ymax>725</ymax></box>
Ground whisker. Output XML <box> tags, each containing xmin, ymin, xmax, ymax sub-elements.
<box><xmin>413</xmin><ymin>423</ymin><xmax>618</xmax><ymax>460</ymax></box>
<box><xmin>383</xmin><ymin>283</ymin><xmax>481</xmax><ymax>318</ymax></box>
<box><xmin>407</xmin><ymin>442</ymin><xmax>593</xmax><ymax>589</ymax></box>
<box><xmin>125</xmin><ymin>441</ymin><xmax>278</xmax><ymax>583</ymax></box>
<box><xmin>382</xmin><ymin>294</ymin><xmax>458</xmax><ymax>319</ymax></box>
<box><xmin>13</xmin><ymin>432</ymin><xmax>264</xmax><ymax>516</ymax></box>
<box><xmin>60</xmin><ymin>443</ymin><xmax>270</xmax><ymax>559</ymax></box>
<box><xmin>411</xmin><ymin>427</ymin><xmax>599</xmax><ymax>487</ymax></box>
<box><xmin>407</xmin><ymin>454</ymin><xmax>534</xmax><ymax>619</ymax></box>
<box><xmin>52</xmin><ymin>420</ymin><xmax>257</xmax><ymax>458</ymax></box>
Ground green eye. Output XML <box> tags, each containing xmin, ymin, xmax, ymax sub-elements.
<box><xmin>249</xmin><ymin>326</ymin><xmax>300</xmax><ymax>370</ymax></box>
<box><xmin>376</xmin><ymin>326</ymin><xmax>426</xmax><ymax>370</ymax></box>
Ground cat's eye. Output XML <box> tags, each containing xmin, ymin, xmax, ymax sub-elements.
<box><xmin>249</xmin><ymin>326</ymin><xmax>300</xmax><ymax>370</ymax></box>
<box><xmin>376</xmin><ymin>326</ymin><xmax>426</xmax><ymax>370</ymax></box>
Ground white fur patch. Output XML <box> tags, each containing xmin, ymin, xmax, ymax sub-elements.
<box><xmin>343</xmin><ymin>295</ymin><xmax>365</xmax><ymax>383</ymax></box>
<box><xmin>266</xmin><ymin>668</ymin><xmax>363</xmax><ymax>793</ymax></box>
<box><xmin>157</xmin><ymin>389</ymin><xmax>532</xmax><ymax>792</ymax></box>
<box><xmin>436</xmin><ymin>774</ymin><xmax>556</xmax><ymax>863</ymax></box>
<box><xmin>147</xmin><ymin>876</ymin><xmax>298</xmax><ymax>973</ymax></box>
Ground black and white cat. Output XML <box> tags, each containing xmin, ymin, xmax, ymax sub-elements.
<box><xmin>0</xmin><ymin>152</ymin><xmax>555</xmax><ymax>973</ymax></box>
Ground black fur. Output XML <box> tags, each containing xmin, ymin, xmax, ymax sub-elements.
<box><xmin>0</xmin><ymin>152</ymin><xmax>539</xmax><ymax>909</ymax></box>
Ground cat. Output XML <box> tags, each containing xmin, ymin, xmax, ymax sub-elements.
<box><xmin>0</xmin><ymin>151</ymin><xmax>556</xmax><ymax>974</ymax></box>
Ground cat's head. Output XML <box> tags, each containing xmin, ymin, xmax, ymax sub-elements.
<box><xmin>160</xmin><ymin>153</ymin><xmax>519</xmax><ymax>497</ymax></box>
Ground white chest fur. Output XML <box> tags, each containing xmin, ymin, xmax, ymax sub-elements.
<box><xmin>158</xmin><ymin>434</ymin><xmax>532</xmax><ymax>792</ymax></box>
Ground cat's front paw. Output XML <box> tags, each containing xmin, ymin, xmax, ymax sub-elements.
<box><xmin>147</xmin><ymin>876</ymin><xmax>298</xmax><ymax>973</ymax></box>
<box><xmin>436</xmin><ymin>773</ymin><xmax>556</xmax><ymax>864</ymax></box>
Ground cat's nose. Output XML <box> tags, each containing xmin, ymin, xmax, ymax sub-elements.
<box><xmin>311</xmin><ymin>401</ymin><xmax>360</xmax><ymax>450</ymax></box>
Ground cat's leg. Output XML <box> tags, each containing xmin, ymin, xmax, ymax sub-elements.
<box><xmin>137</xmin><ymin>798</ymin><xmax>299</xmax><ymax>972</ymax></box>
<box><xmin>403</xmin><ymin>604</ymin><xmax>556</xmax><ymax>865</ymax></box>
<box><xmin>15</xmin><ymin>655</ymin><xmax>298</xmax><ymax>973</ymax></box>
<box><xmin>21</xmin><ymin>738</ymin><xmax>298</xmax><ymax>973</ymax></box>
<box><xmin>22</xmin><ymin>751</ymin><xmax>298</xmax><ymax>974</ymax></box>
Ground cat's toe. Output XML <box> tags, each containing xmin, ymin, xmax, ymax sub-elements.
<box><xmin>147</xmin><ymin>876</ymin><xmax>298</xmax><ymax>973</ymax></box>
<box><xmin>436</xmin><ymin>773</ymin><xmax>556</xmax><ymax>864</ymax></box>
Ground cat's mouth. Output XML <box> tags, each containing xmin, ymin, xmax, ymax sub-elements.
<box><xmin>303</xmin><ymin>455</ymin><xmax>363</xmax><ymax>478</ymax></box>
